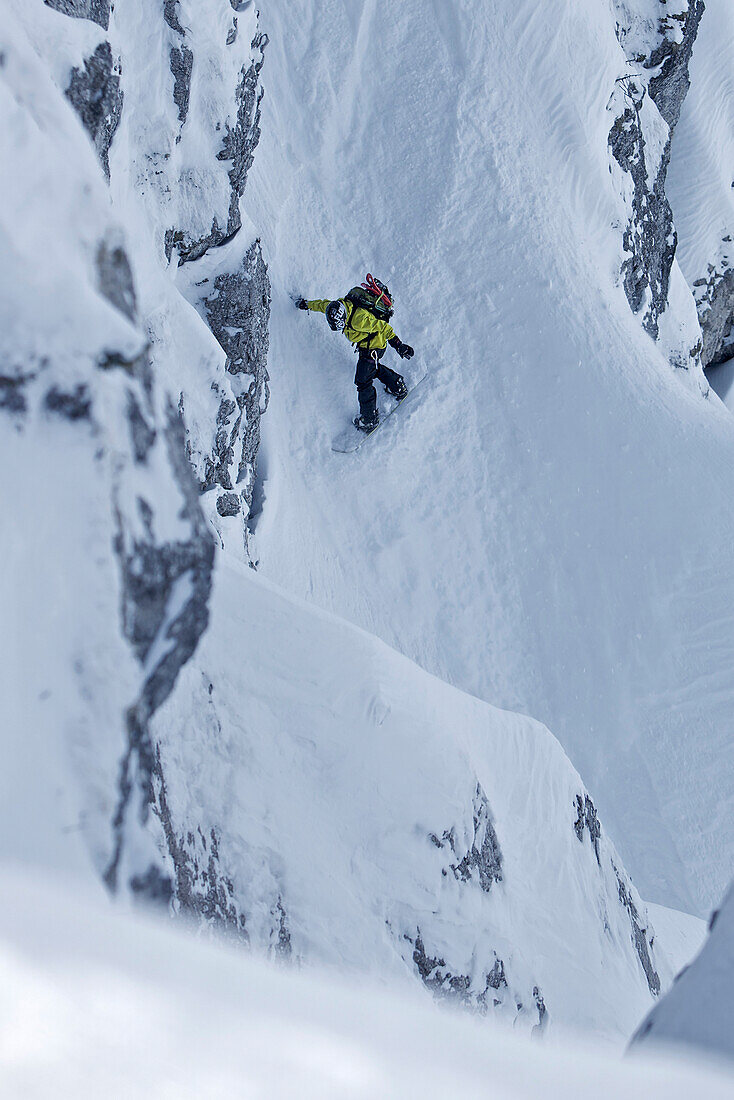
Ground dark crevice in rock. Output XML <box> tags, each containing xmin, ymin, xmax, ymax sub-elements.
<box><xmin>614</xmin><ymin>864</ymin><xmax>661</xmax><ymax>996</ymax></box>
<box><xmin>149</xmin><ymin>744</ymin><xmax>248</xmax><ymax>935</ymax></box>
<box><xmin>197</xmin><ymin>239</ymin><xmax>270</xmax><ymax>536</ymax></box>
<box><xmin>44</xmin><ymin>0</ymin><xmax>110</xmax><ymax>29</ymax></box>
<box><xmin>105</xmin><ymin>401</ymin><xmax>215</xmax><ymax>893</ymax></box>
<box><xmin>573</xmin><ymin>792</ymin><xmax>601</xmax><ymax>865</ymax></box>
<box><xmin>430</xmin><ymin>782</ymin><xmax>503</xmax><ymax>891</ymax></box>
<box><xmin>65</xmin><ymin>42</ymin><xmax>123</xmax><ymax>179</ymax></box>
<box><xmin>170</xmin><ymin>45</ymin><xmax>193</xmax><ymax>125</ymax></box>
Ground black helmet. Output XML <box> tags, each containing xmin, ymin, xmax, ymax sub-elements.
<box><xmin>326</xmin><ymin>300</ymin><xmax>347</xmax><ymax>332</ymax></box>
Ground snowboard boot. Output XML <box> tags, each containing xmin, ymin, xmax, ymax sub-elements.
<box><xmin>354</xmin><ymin>411</ymin><xmax>380</xmax><ymax>433</ymax></box>
<box><xmin>392</xmin><ymin>377</ymin><xmax>408</xmax><ymax>400</ymax></box>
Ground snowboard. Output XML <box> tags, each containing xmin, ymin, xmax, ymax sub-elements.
<box><xmin>331</xmin><ymin>374</ymin><xmax>427</xmax><ymax>453</ymax></box>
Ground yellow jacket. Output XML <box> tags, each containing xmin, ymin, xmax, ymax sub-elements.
<box><xmin>306</xmin><ymin>298</ymin><xmax>397</xmax><ymax>351</ymax></box>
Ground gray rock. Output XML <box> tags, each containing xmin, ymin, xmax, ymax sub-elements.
<box><xmin>646</xmin><ymin>1</ymin><xmax>706</xmax><ymax>131</ymax></box>
<box><xmin>609</xmin><ymin>2</ymin><xmax>704</xmax><ymax>347</ymax></box>
<box><xmin>216</xmin><ymin>491</ymin><xmax>241</xmax><ymax>517</ymax></box>
<box><xmin>96</xmin><ymin>238</ymin><xmax>137</xmax><ymax>322</ymax></box>
<box><xmin>609</xmin><ymin>87</ymin><xmax>676</xmax><ymax>340</ymax></box>
<box><xmin>44</xmin><ymin>0</ymin><xmax>110</xmax><ymax>30</ymax></box>
<box><xmin>430</xmin><ymin>782</ymin><xmax>503</xmax><ymax>892</ymax></box>
<box><xmin>171</xmin><ymin>32</ymin><xmax>268</xmax><ymax>263</ymax></box>
<box><xmin>170</xmin><ymin>45</ymin><xmax>193</xmax><ymax>125</ymax></box>
<box><xmin>270</xmin><ymin>897</ymin><xmax>292</xmax><ymax>960</ymax></box>
<box><xmin>65</xmin><ymin>42</ymin><xmax>123</xmax><ymax>179</ymax></box>
<box><xmin>45</xmin><ymin>383</ymin><xmax>92</xmax><ymax>420</ymax></box>
<box><xmin>0</xmin><ymin>374</ymin><xmax>28</xmax><ymax>414</ymax></box>
<box><xmin>163</xmin><ymin>0</ymin><xmax>185</xmax><ymax>34</ymax></box>
<box><xmin>693</xmin><ymin>261</ymin><xmax>734</xmax><ymax>367</ymax></box>
<box><xmin>614</xmin><ymin>864</ymin><xmax>661</xmax><ymax>996</ymax></box>
<box><xmin>407</xmin><ymin>928</ymin><xmax>526</xmax><ymax>1018</ymax></box>
<box><xmin>105</xmin><ymin>399</ymin><xmax>215</xmax><ymax>893</ymax></box>
<box><xmin>574</xmin><ymin>792</ymin><xmax>601</xmax><ymax>865</ymax></box>
<box><xmin>149</xmin><ymin>744</ymin><xmax>249</xmax><ymax>934</ymax></box>
<box><xmin>201</xmin><ymin>239</ymin><xmax>270</xmax><ymax>519</ymax></box>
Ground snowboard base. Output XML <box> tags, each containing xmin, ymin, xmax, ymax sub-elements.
<box><xmin>331</xmin><ymin>375</ymin><xmax>426</xmax><ymax>453</ymax></box>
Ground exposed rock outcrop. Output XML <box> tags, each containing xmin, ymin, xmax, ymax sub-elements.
<box><xmin>430</xmin><ymin>782</ymin><xmax>503</xmax><ymax>892</ymax></box>
<box><xmin>44</xmin><ymin>0</ymin><xmax>110</xmax><ymax>29</ymax></box>
<box><xmin>166</xmin><ymin>30</ymin><xmax>268</xmax><ymax>264</ymax></box>
<box><xmin>200</xmin><ymin>239</ymin><xmax>270</xmax><ymax>527</ymax></box>
<box><xmin>573</xmin><ymin>792</ymin><xmax>661</xmax><ymax>997</ymax></box>
<box><xmin>609</xmin><ymin>1</ymin><xmax>704</xmax><ymax>356</ymax></box>
<box><xmin>693</xmin><ymin>248</ymin><xmax>734</xmax><ymax>367</ymax></box>
<box><xmin>65</xmin><ymin>41</ymin><xmax>122</xmax><ymax>178</ymax></box>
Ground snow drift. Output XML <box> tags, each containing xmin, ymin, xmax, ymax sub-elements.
<box><xmin>2</xmin><ymin>867</ymin><xmax>733</xmax><ymax>1100</ymax></box>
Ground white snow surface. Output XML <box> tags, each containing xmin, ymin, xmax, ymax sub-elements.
<box><xmin>3</xmin><ymin>866</ymin><xmax>734</xmax><ymax>1100</ymax></box>
<box><xmin>151</xmin><ymin>548</ymin><xmax>675</xmax><ymax>1042</ymax></box>
<box><xmin>245</xmin><ymin>0</ymin><xmax>734</xmax><ymax>915</ymax></box>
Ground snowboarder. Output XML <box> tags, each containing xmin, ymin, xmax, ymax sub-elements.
<box><xmin>295</xmin><ymin>274</ymin><xmax>414</xmax><ymax>431</ymax></box>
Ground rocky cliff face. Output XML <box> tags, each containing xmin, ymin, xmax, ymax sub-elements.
<box><xmin>665</xmin><ymin>0</ymin><xmax>734</xmax><ymax>370</ymax></box>
<box><xmin>608</xmin><ymin>0</ymin><xmax>705</xmax><ymax>369</ymax></box>
<box><xmin>1</xmin><ymin>0</ymin><xmax>269</xmax><ymax>895</ymax></box>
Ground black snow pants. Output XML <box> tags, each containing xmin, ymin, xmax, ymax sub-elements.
<box><xmin>354</xmin><ymin>347</ymin><xmax>403</xmax><ymax>419</ymax></box>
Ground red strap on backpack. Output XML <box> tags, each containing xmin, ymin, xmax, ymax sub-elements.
<box><xmin>362</xmin><ymin>272</ymin><xmax>393</xmax><ymax>312</ymax></box>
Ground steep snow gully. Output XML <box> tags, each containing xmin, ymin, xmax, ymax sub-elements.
<box><xmin>3</xmin><ymin>0</ymin><xmax>734</xmax><ymax>1072</ymax></box>
<box><xmin>247</xmin><ymin>0</ymin><xmax>734</xmax><ymax>917</ymax></box>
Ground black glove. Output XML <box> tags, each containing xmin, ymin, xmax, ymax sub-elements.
<box><xmin>295</xmin><ymin>298</ymin><xmax>309</xmax><ymax>310</ymax></box>
<box><xmin>396</xmin><ymin>341</ymin><xmax>414</xmax><ymax>359</ymax></box>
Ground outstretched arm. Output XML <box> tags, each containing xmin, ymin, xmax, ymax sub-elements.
<box><xmin>295</xmin><ymin>298</ymin><xmax>331</xmax><ymax>313</ymax></box>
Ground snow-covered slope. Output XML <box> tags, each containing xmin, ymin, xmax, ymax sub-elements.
<box><xmin>4</xmin><ymin>867</ymin><xmax>734</xmax><ymax>1100</ymax></box>
<box><xmin>1</xmin><ymin>0</ymin><xmax>683</xmax><ymax>1044</ymax></box>
<box><xmin>633</xmin><ymin>882</ymin><xmax>734</xmax><ymax>1063</ymax></box>
<box><xmin>246</xmin><ymin>0</ymin><xmax>734</xmax><ymax>915</ymax></box>
<box><xmin>149</xmin><ymin>547</ymin><xmax>674</xmax><ymax>1041</ymax></box>
<box><xmin>2</xmin><ymin>0</ymin><xmax>731</xmax><ymax>1069</ymax></box>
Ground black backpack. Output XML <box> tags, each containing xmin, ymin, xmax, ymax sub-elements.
<box><xmin>345</xmin><ymin>273</ymin><xmax>394</xmax><ymax>322</ymax></box>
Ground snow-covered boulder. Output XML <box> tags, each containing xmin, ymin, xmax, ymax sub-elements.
<box><xmin>633</xmin><ymin>882</ymin><xmax>734</xmax><ymax>1062</ymax></box>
